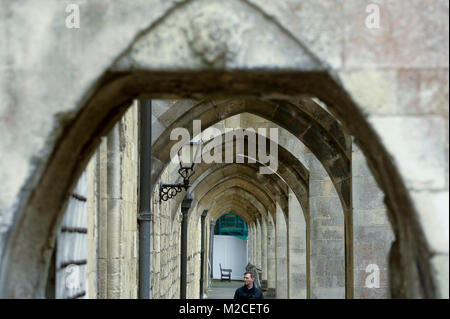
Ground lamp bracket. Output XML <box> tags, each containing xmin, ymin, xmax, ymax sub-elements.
<box><xmin>159</xmin><ymin>182</ymin><xmax>189</xmax><ymax>202</ymax></box>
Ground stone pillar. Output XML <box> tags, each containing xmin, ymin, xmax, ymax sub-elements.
<box><xmin>288</xmin><ymin>189</ymin><xmax>307</xmax><ymax>298</ymax></box>
<box><xmin>256</xmin><ymin>219</ymin><xmax>262</xmax><ymax>268</ymax></box>
<box><xmin>266</xmin><ymin>214</ymin><xmax>276</xmax><ymax>297</ymax></box>
<box><xmin>86</xmin><ymin>151</ymin><xmax>98</xmax><ymax>299</ymax></box>
<box><xmin>180</xmin><ymin>194</ymin><xmax>192</xmax><ymax>299</ymax></box>
<box><xmin>307</xmin><ymin>153</ymin><xmax>345</xmax><ymax>299</ymax></box>
<box><xmin>106</xmin><ymin>124</ymin><xmax>122</xmax><ymax>299</ymax></box>
<box><xmin>260</xmin><ymin>216</ymin><xmax>267</xmax><ymax>283</ymax></box>
<box><xmin>151</xmin><ymin>200</ymin><xmax>161</xmax><ymax>299</ymax></box>
<box><xmin>275</xmin><ymin>202</ymin><xmax>288</xmax><ymax>299</ymax></box>
<box><xmin>94</xmin><ymin>104</ymin><xmax>139</xmax><ymax>299</ymax></box>
<box><xmin>248</xmin><ymin>225</ymin><xmax>254</xmax><ymax>264</ymax></box>
<box><xmin>253</xmin><ymin>221</ymin><xmax>258</xmax><ymax>267</ymax></box>
<box><xmin>252</xmin><ymin>224</ymin><xmax>257</xmax><ymax>264</ymax></box>
<box><xmin>209</xmin><ymin>219</ymin><xmax>215</xmax><ymax>282</ymax></box>
<box><xmin>97</xmin><ymin>137</ymin><xmax>108</xmax><ymax>299</ymax></box>
<box><xmin>200</xmin><ymin>210</ymin><xmax>208</xmax><ymax>299</ymax></box>
<box><xmin>352</xmin><ymin>142</ymin><xmax>394</xmax><ymax>298</ymax></box>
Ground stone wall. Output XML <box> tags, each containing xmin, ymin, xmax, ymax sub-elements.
<box><xmin>288</xmin><ymin>189</ymin><xmax>307</xmax><ymax>299</ymax></box>
<box><xmin>83</xmin><ymin>100</ymin><xmax>185</xmax><ymax>299</ymax></box>
<box><xmin>0</xmin><ymin>0</ymin><xmax>447</xmax><ymax>299</ymax></box>
<box><xmin>352</xmin><ymin>141</ymin><xmax>394</xmax><ymax>298</ymax></box>
<box><xmin>85</xmin><ymin>101</ymin><xmax>139</xmax><ymax>298</ymax></box>
<box><xmin>275</xmin><ymin>202</ymin><xmax>288</xmax><ymax>298</ymax></box>
<box><xmin>306</xmin><ymin>152</ymin><xmax>346</xmax><ymax>299</ymax></box>
<box><xmin>150</xmin><ymin>146</ymin><xmax>183</xmax><ymax>299</ymax></box>
<box><xmin>187</xmin><ymin>216</ymin><xmax>202</xmax><ymax>298</ymax></box>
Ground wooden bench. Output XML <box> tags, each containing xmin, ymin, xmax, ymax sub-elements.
<box><xmin>219</xmin><ymin>263</ymin><xmax>232</xmax><ymax>281</ymax></box>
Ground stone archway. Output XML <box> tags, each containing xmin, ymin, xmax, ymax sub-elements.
<box><xmin>0</xmin><ymin>0</ymin><xmax>443</xmax><ymax>299</ymax></box>
<box><xmin>141</xmin><ymin>100</ymin><xmax>352</xmax><ymax>297</ymax></box>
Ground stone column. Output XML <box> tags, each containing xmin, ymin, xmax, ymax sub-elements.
<box><xmin>266</xmin><ymin>214</ymin><xmax>276</xmax><ymax>297</ymax></box>
<box><xmin>307</xmin><ymin>153</ymin><xmax>345</xmax><ymax>299</ymax></box>
<box><xmin>352</xmin><ymin>142</ymin><xmax>394</xmax><ymax>298</ymax></box>
<box><xmin>252</xmin><ymin>224</ymin><xmax>257</xmax><ymax>264</ymax></box>
<box><xmin>288</xmin><ymin>189</ymin><xmax>307</xmax><ymax>298</ymax></box>
<box><xmin>86</xmin><ymin>151</ymin><xmax>98</xmax><ymax>299</ymax></box>
<box><xmin>151</xmin><ymin>199</ymin><xmax>161</xmax><ymax>299</ymax></box>
<box><xmin>97</xmin><ymin>137</ymin><xmax>108</xmax><ymax>298</ymax></box>
<box><xmin>200</xmin><ymin>210</ymin><xmax>208</xmax><ymax>298</ymax></box>
<box><xmin>248</xmin><ymin>225</ymin><xmax>254</xmax><ymax>264</ymax></box>
<box><xmin>253</xmin><ymin>223</ymin><xmax>257</xmax><ymax>265</ymax></box>
<box><xmin>106</xmin><ymin>123</ymin><xmax>122</xmax><ymax>299</ymax></box>
<box><xmin>275</xmin><ymin>202</ymin><xmax>288</xmax><ymax>299</ymax></box>
<box><xmin>209</xmin><ymin>219</ymin><xmax>215</xmax><ymax>282</ymax></box>
<box><xmin>256</xmin><ymin>219</ymin><xmax>262</xmax><ymax>268</ymax></box>
<box><xmin>180</xmin><ymin>194</ymin><xmax>192</xmax><ymax>299</ymax></box>
<box><xmin>260</xmin><ymin>215</ymin><xmax>267</xmax><ymax>283</ymax></box>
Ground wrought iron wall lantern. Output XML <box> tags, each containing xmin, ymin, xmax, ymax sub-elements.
<box><xmin>159</xmin><ymin>141</ymin><xmax>201</xmax><ymax>202</ymax></box>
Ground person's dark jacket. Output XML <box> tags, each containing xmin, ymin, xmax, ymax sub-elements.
<box><xmin>233</xmin><ymin>285</ymin><xmax>264</xmax><ymax>299</ymax></box>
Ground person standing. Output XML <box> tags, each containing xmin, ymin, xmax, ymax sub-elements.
<box><xmin>233</xmin><ymin>272</ymin><xmax>264</xmax><ymax>299</ymax></box>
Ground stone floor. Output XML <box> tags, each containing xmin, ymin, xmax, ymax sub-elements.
<box><xmin>205</xmin><ymin>279</ymin><xmax>272</xmax><ymax>299</ymax></box>
<box><xmin>205</xmin><ymin>280</ymin><xmax>243</xmax><ymax>299</ymax></box>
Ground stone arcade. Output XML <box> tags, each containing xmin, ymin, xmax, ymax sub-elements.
<box><xmin>0</xmin><ymin>0</ymin><xmax>448</xmax><ymax>299</ymax></box>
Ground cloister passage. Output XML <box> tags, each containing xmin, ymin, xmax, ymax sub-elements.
<box><xmin>0</xmin><ymin>74</ymin><xmax>442</xmax><ymax>300</ymax></box>
<box><xmin>39</xmin><ymin>98</ymin><xmax>393</xmax><ymax>299</ymax></box>
<box><xmin>0</xmin><ymin>0</ymin><xmax>447</xmax><ymax>300</ymax></box>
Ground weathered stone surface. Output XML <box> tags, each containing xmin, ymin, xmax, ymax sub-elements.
<box><xmin>288</xmin><ymin>189</ymin><xmax>307</xmax><ymax>298</ymax></box>
<box><xmin>352</xmin><ymin>176</ymin><xmax>385</xmax><ymax>210</ymax></box>
<box><xmin>352</xmin><ymin>143</ymin><xmax>393</xmax><ymax>298</ymax></box>
<box><xmin>410</xmin><ymin>190</ymin><xmax>449</xmax><ymax>254</ymax></box>
<box><xmin>247</xmin><ymin>0</ymin><xmax>345</xmax><ymax>69</ymax></box>
<box><xmin>343</xmin><ymin>0</ymin><xmax>449</xmax><ymax>68</ymax></box>
<box><xmin>397</xmin><ymin>69</ymin><xmax>449</xmax><ymax>117</ymax></box>
<box><xmin>310</xmin><ymin>256</ymin><xmax>345</xmax><ymax>287</ymax></box>
<box><xmin>275</xmin><ymin>203</ymin><xmax>288</xmax><ymax>299</ymax></box>
<box><xmin>368</xmin><ymin>116</ymin><xmax>448</xmax><ymax>191</ymax></box>
<box><xmin>308</xmin><ymin>153</ymin><xmax>345</xmax><ymax>298</ymax></box>
<box><xmin>113</xmin><ymin>0</ymin><xmax>320</xmax><ymax>71</ymax></box>
<box><xmin>0</xmin><ymin>0</ymin><xmax>447</xmax><ymax>300</ymax></box>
